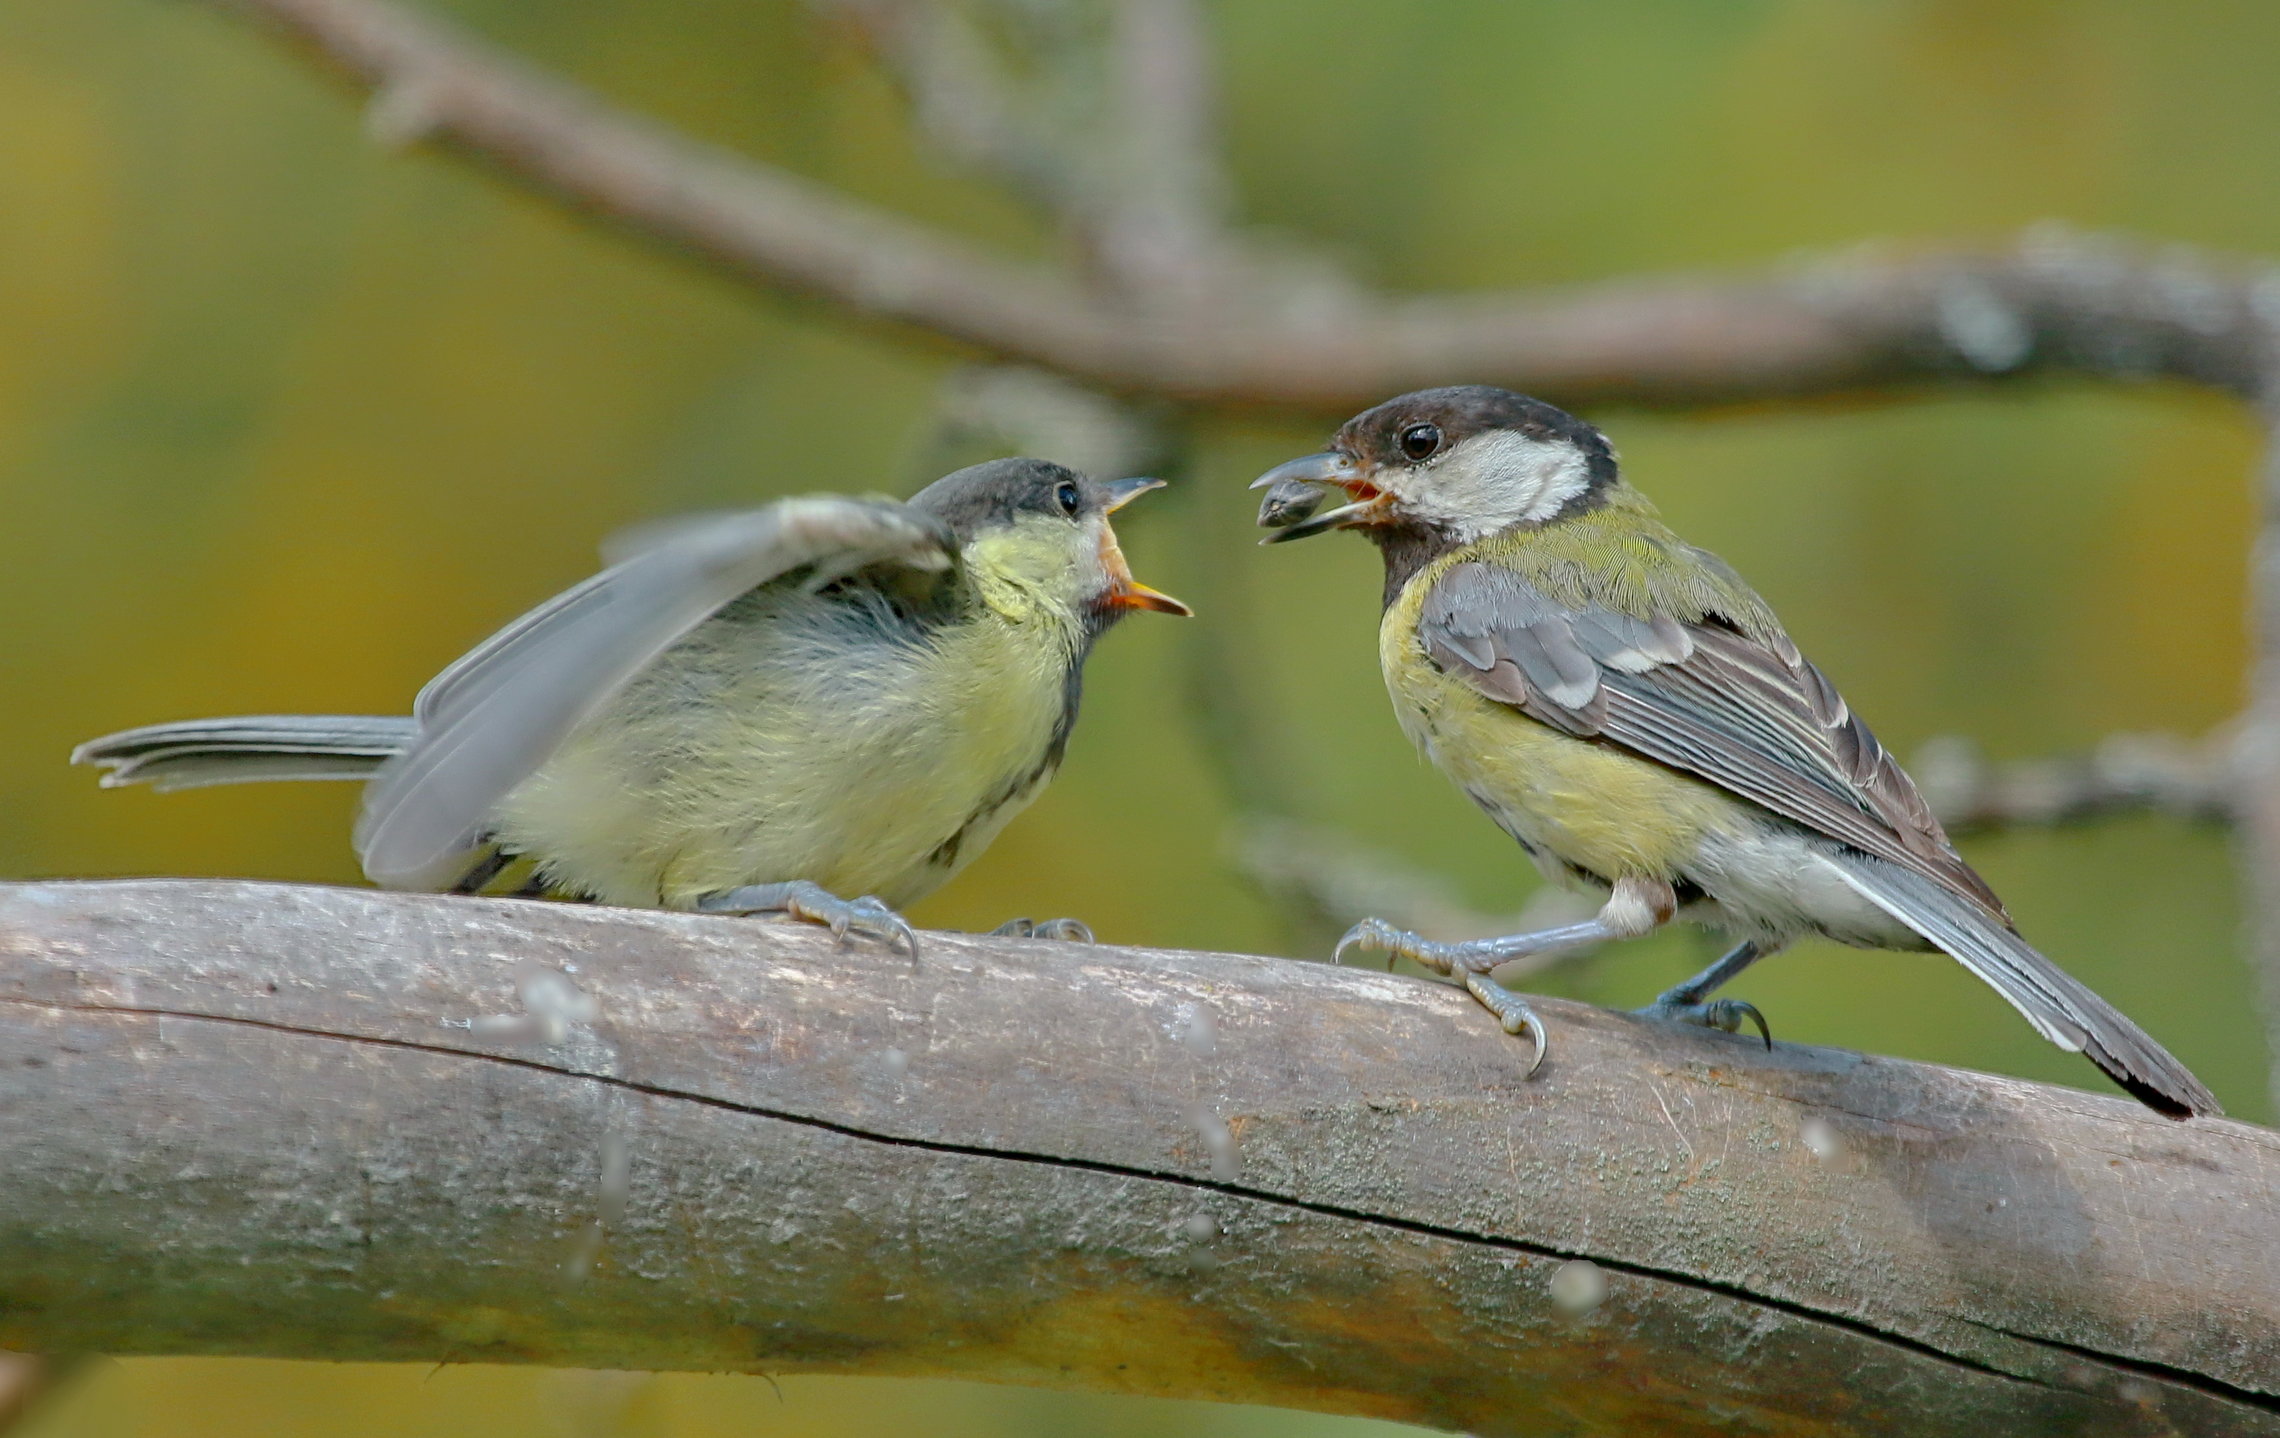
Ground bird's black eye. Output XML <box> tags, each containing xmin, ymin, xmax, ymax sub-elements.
<box><xmin>1054</xmin><ymin>480</ymin><xmax>1083</xmax><ymax>516</ymax></box>
<box><xmin>1398</xmin><ymin>422</ymin><xmax>1443</xmax><ymax>462</ymax></box>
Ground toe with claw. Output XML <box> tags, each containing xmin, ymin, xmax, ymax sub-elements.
<box><xmin>1334</xmin><ymin>917</ymin><xmax>1462</xmax><ymax>974</ymax></box>
<box><xmin>1336</xmin><ymin>914</ymin><xmax>1550</xmax><ymax>1075</ymax></box>
<box><xmin>989</xmin><ymin>917</ymin><xmax>1096</xmax><ymax>943</ymax></box>
<box><xmin>697</xmin><ymin>880</ymin><xmax>920</xmax><ymax>959</ymax></box>
<box><xmin>1462</xmin><ymin>974</ymin><xmax>1549</xmax><ymax>1077</ymax></box>
<box><xmin>1638</xmin><ymin>995</ymin><xmax>1772</xmax><ymax>1050</ymax></box>
<box><xmin>1333</xmin><ymin>917</ymin><xmax>1400</xmax><ymax>968</ymax></box>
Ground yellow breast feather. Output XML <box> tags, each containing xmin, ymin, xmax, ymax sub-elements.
<box><xmin>1381</xmin><ymin>540</ymin><xmax>1753</xmax><ymax>884</ymax></box>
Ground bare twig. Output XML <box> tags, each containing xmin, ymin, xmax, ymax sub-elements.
<box><xmin>1912</xmin><ymin>730</ymin><xmax>2242</xmax><ymax>832</ymax></box>
<box><xmin>1090</xmin><ymin>0</ymin><xmax>1233</xmax><ymax>300</ymax></box>
<box><xmin>811</xmin><ymin>0</ymin><xmax>1092</xmax><ymax>218</ymax></box>
<box><xmin>205</xmin><ymin>0</ymin><xmax>2280</xmax><ymax>412</ymax></box>
<box><xmin>2</xmin><ymin>880</ymin><xmax>2275</xmax><ymax>1436</ymax></box>
<box><xmin>817</xmin><ymin>0</ymin><xmax>1235</xmax><ymax>301</ymax></box>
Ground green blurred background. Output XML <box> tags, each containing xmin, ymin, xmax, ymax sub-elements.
<box><xmin>4</xmin><ymin>0</ymin><xmax>2276</xmax><ymax>1433</ymax></box>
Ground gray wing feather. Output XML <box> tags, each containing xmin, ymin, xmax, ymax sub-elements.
<box><xmin>1418</xmin><ymin>562</ymin><xmax>2000</xmax><ymax>912</ymax></box>
<box><xmin>357</xmin><ymin>497</ymin><xmax>955</xmax><ymax>892</ymax></box>
<box><xmin>72</xmin><ymin>715</ymin><xmax>419</xmax><ymax>791</ymax></box>
<box><xmin>1831</xmin><ymin>855</ymin><xmax>2218</xmax><ymax>1116</ymax></box>
<box><xmin>413</xmin><ymin>569</ymin><xmax>617</xmax><ymax>730</ymax></box>
<box><xmin>1417</xmin><ymin>560</ymin><xmax>2217</xmax><ymax>1118</ymax></box>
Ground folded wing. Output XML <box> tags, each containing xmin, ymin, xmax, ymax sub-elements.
<box><xmin>1417</xmin><ymin>560</ymin><xmax>2000</xmax><ymax>912</ymax></box>
<box><xmin>1416</xmin><ymin>559</ymin><xmax>2217</xmax><ymax>1116</ymax></box>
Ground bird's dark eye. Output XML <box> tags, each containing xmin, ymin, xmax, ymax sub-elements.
<box><xmin>1054</xmin><ymin>480</ymin><xmax>1083</xmax><ymax>516</ymax></box>
<box><xmin>1398</xmin><ymin>422</ymin><xmax>1443</xmax><ymax>462</ymax></box>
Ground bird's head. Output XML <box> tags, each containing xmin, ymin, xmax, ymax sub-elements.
<box><xmin>911</xmin><ymin>458</ymin><xmax>1190</xmax><ymax>628</ymax></box>
<box><xmin>1253</xmin><ymin>386</ymin><xmax>1619</xmax><ymax>547</ymax></box>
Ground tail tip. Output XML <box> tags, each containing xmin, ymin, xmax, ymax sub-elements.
<box><xmin>2109</xmin><ymin>1065</ymin><xmax>2222</xmax><ymax>1121</ymax></box>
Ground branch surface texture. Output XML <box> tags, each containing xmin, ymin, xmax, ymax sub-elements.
<box><xmin>1</xmin><ymin>881</ymin><xmax>2274</xmax><ymax>1437</ymax></box>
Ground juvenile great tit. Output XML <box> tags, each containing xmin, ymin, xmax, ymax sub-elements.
<box><xmin>76</xmin><ymin>458</ymin><xmax>1189</xmax><ymax>951</ymax></box>
<box><xmin>1255</xmin><ymin>386</ymin><xmax>2217</xmax><ymax>1118</ymax></box>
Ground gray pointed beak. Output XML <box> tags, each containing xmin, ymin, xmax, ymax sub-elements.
<box><xmin>1103</xmin><ymin>476</ymin><xmax>1166</xmax><ymax>512</ymax></box>
<box><xmin>1248</xmin><ymin>452</ymin><xmax>1352</xmax><ymax>492</ymax></box>
<box><xmin>1252</xmin><ymin>451</ymin><xmax>1385</xmax><ymax>543</ymax></box>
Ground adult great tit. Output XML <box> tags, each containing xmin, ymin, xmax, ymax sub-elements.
<box><xmin>1255</xmin><ymin>386</ymin><xmax>2216</xmax><ymax>1118</ymax></box>
<box><xmin>77</xmin><ymin>458</ymin><xmax>1188</xmax><ymax>951</ymax></box>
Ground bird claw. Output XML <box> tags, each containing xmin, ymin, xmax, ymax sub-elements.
<box><xmin>1335</xmin><ymin>916</ymin><xmax>1521</xmax><ymax>976</ymax></box>
<box><xmin>696</xmin><ymin>881</ymin><xmax>920</xmax><ymax>961</ymax></box>
<box><xmin>989</xmin><ymin>916</ymin><xmax>1095</xmax><ymax>943</ymax></box>
<box><xmin>1463</xmin><ymin>973</ymin><xmax>1548</xmax><ymax>1077</ymax></box>
<box><xmin>1639</xmin><ymin>995</ymin><xmax>1772</xmax><ymax>1050</ymax></box>
<box><xmin>1335</xmin><ymin>916</ymin><xmax>1475</xmax><ymax>974</ymax></box>
<box><xmin>1338</xmin><ymin>916</ymin><xmax>1549</xmax><ymax>1077</ymax></box>
<box><xmin>1333</xmin><ymin>917</ymin><xmax>1412</xmax><ymax>969</ymax></box>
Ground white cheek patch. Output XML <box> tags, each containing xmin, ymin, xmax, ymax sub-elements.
<box><xmin>1402</xmin><ymin>430</ymin><xmax>1592</xmax><ymax>541</ymax></box>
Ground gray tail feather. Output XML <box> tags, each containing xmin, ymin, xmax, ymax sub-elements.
<box><xmin>72</xmin><ymin>715</ymin><xmax>419</xmax><ymax>793</ymax></box>
<box><xmin>1831</xmin><ymin>853</ymin><xmax>2219</xmax><ymax>1118</ymax></box>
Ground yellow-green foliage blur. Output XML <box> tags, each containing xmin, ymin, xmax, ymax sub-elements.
<box><xmin>6</xmin><ymin>1</ymin><xmax>2277</xmax><ymax>1434</ymax></box>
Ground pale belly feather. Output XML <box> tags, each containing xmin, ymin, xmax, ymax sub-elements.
<box><xmin>492</xmin><ymin>587</ymin><xmax>1074</xmax><ymax>909</ymax></box>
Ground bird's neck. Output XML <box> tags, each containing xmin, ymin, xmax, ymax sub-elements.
<box><xmin>1366</xmin><ymin>521</ymin><xmax>1466</xmax><ymax>612</ymax></box>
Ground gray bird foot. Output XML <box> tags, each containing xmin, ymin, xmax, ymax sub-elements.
<box><xmin>697</xmin><ymin>880</ymin><xmax>919</xmax><ymax>959</ymax></box>
<box><xmin>1334</xmin><ymin>916</ymin><xmax>1504</xmax><ymax>975</ymax></box>
<box><xmin>1637</xmin><ymin>993</ymin><xmax>1771</xmax><ymax>1050</ymax></box>
<box><xmin>1336</xmin><ymin>917</ymin><xmax>1548</xmax><ymax>1077</ymax></box>
<box><xmin>989</xmin><ymin>917</ymin><xmax>1095</xmax><ymax>942</ymax></box>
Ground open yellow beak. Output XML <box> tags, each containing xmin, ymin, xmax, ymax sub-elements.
<box><xmin>1099</xmin><ymin>477</ymin><xmax>1192</xmax><ymax>616</ymax></box>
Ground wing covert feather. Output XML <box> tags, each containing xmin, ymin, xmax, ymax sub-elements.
<box><xmin>1418</xmin><ymin>561</ymin><xmax>2002</xmax><ymax>915</ymax></box>
<box><xmin>357</xmin><ymin>497</ymin><xmax>955</xmax><ymax>891</ymax></box>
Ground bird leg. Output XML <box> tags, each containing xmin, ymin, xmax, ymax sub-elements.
<box><xmin>988</xmin><ymin>917</ymin><xmax>1095</xmax><ymax>942</ymax></box>
<box><xmin>696</xmin><ymin>880</ymin><xmax>920</xmax><ymax>959</ymax></box>
<box><xmin>1636</xmin><ymin>940</ymin><xmax>1773</xmax><ymax>1048</ymax></box>
<box><xmin>1334</xmin><ymin>877</ymin><xmax>1680</xmax><ymax>1077</ymax></box>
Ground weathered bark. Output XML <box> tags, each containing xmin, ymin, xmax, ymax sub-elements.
<box><xmin>0</xmin><ymin>880</ymin><xmax>2272</xmax><ymax>1436</ymax></box>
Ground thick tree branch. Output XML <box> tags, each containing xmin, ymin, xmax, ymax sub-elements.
<box><xmin>210</xmin><ymin>0</ymin><xmax>2280</xmax><ymax>411</ymax></box>
<box><xmin>1</xmin><ymin>881</ymin><xmax>2275</xmax><ymax>1436</ymax></box>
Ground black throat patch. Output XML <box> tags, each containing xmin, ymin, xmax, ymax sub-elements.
<box><xmin>1370</xmin><ymin>521</ymin><xmax>1466</xmax><ymax>611</ymax></box>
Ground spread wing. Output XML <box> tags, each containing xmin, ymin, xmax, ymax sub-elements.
<box><xmin>357</xmin><ymin>496</ymin><xmax>956</xmax><ymax>891</ymax></box>
<box><xmin>1417</xmin><ymin>561</ymin><xmax>2005</xmax><ymax>917</ymax></box>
